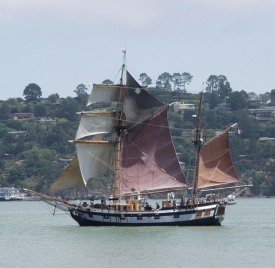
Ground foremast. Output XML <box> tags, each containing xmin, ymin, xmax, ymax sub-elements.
<box><xmin>113</xmin><ymin>50</ymin><xmax>127</xmax><ymax>202</ymax></box>
<box><xmin>193</xmin><ymin>91</ymin><xmax>203</xmax><ymax>205</ymax></box>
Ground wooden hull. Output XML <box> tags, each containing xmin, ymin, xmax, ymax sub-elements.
<box><xmin>69</xmin><ymin>203</ymin><xmax>225</xmax><ymax>227</ymax></box>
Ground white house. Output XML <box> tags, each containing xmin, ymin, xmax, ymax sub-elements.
<box><xmin>173</xmin><ymin>102</ymin><xmax>195</xmax><ymax>112</ymax></box>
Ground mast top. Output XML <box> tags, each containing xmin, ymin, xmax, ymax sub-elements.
<box><xmin>120</xmin><ymin>47</ymin><xmax>127</xmax><ymax>84</ymax></box>
<box><xmin>122</xmin><ymin>46</ymin><xmax>126</xmax><ymax>56</ymax></box>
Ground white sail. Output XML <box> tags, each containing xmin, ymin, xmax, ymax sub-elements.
<box><xmin>76</xmin><ymin>112</ymin><xmax>115</xmax><ymax>140</ymax></box>
<box><xmin>87</xmin><ymin>84</ymin><xmax>120</xmax><ymax>106</ymax></box>
<box><xmin>76</xmin><ymin>142</ymin><xmax>115</xmax><ymax>185</ymax></box>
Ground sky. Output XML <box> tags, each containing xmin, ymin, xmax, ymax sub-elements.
<box><xmin>1</xmin><ymin>0</ymin><xmax>275</xmax><ymax>100</ymax></box>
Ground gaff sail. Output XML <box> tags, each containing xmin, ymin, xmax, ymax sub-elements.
<box><xmin>120</xmin><ymin>109</ymin><xmax>188</xmax><ymax>195</ymax></box>
<box><xmin>198</xmin><ymin>128</ymin><xmax>239</xmax><ymax>189</ymax></box>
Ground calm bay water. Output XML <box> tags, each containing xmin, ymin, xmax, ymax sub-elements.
<box><xmin>1</xmin><ymin>198</ymin><xmax>275</xmax><ymax>268</ymax></box>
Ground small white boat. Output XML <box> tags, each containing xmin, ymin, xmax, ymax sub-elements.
<box><xmin>0</xmin><ymin>187</ymin><xmax>23</xmax><ymax>201</ymax></box>
<box><xmin>225</xmin><ymin>194</ymin><xmax>236</xmax><ymax>205</ymax></box>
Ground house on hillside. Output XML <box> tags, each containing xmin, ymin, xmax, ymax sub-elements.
<box><xmin>173</xmin><ymin>102</ymin><xmax>195</xmax><ymax>112</ymax></box>
<box><xmin>249</xmin><ymin>107</ymin><xmax>275</xmax><ymax>120</ymax></box>
<box><xmin>258</xmin><ymin>137</ymin><xmax>275</xmax><ymax>142</ymax></box>
<box><xmin>9</xmin><ymin>113</ymin><xmax>33</xmax><ymax>120</ymax></box>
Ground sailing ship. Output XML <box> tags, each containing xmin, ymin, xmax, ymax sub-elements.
<box><xmin>25</xmin><ymin>52</ymin><xmax>250</xmax><ymax>226</ymax></box>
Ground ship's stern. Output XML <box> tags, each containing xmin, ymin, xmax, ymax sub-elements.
<box><xmin>215</xmin><ymin>204</ymin><xmax>226</xmax><ymax>225</ymax></box>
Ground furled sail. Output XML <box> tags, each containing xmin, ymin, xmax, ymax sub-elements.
<box><xmin>198</xmin><ymin>128</ymin><xmax>239</xmax><ymax>188</ymax></box>
<box><xmin>120</xmin><ymin>109</ymin><xmax>188</xmax><ymax>195</ymax></box>
<box><xmin>49</xmin><ymin>158</ymin><xmax>84</xmax><ymax>192</ymax></box>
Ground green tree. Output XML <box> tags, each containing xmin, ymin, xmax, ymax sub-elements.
<box><xmin>6</xmin><ymin>98</ymin><xmax>19</xmax><ymax>106</ymax></box>
<box><xmin>7</xmin><ymin>165</ymin><xmax>26</xmax><ymax>184</ymax></box>
<box><xmin>259</xmin><ymin>92</ymin><xmax>270</xmax><ymax>103</ymax></box>
<box><xmin>0</xmin><ymin>102</ymin><xmax>11</xmax><ymax>120</ymax></box>
<box><xmin>22</xmin><ymin>146</ymin><xmax>62</xmax><ymax>191</ymax></box>
<box><xmin>204</xmin><ymin>92</ymin><xmax>220</xmax><ymax>109</ymax></box>
<box><xmin>14</xmin><ymin>136</ymin><xmax>25</xmax><ymax>155</ymax></box>
<box><xmin>171</xmin><ymin>73</ymin><xmax>182</xmax><ymax>90</ymax></box>
<box><xmin>263</xmin><ymin>177</ymin><xmax>275</xmax><ymax>196</ymax></box>
<box><xmin>205</xmin><ymin>75</ymin><xmax>219</xmax><ymax>93</ymax></box>
<box><xmin>250</xmin><ymin>172</ymin><xmax>264</xmax><ymax>195</ymax></box>
<box><xmin>217</xmin><ymin>75</ymin><xmax>232</xmax><ymax>101</ymax></box>
<box><xmin>156</xmin><ymin>72</ymin><xmax>172</xmax><ymax>91</ymax></box>
<box><xmin>23</xmin><ymin>83</ymin><xmax>42</xmax><ymax>102</ymax></box>
<box><xmin>22</xmin><ymin>102</ymin><xmax>34</xmax><ymax>113</ymax></box>
<box><xmin>34</xmin><ymin>103</ymin><xmax>48</xmax><ymax>117</ymax></box>
<box><xmin>74</xmin><ymin>84</ymin><xmax>88</xmax><ymax>107</ymax></box>
<box><xmin>139</xmin><ymin>73</ymin><xmax>152</xmax><ymax>86</ymax></box>
<box><xmin>102</xmin><ymin>79</ymin><xmax>114</xmax><ymax>85</ymax></box>
<box><xmin>6</xmin><ymin>98</ymin><xmax>21</xmax><ymax>113</ymax></box>
<box><xmin>227</xmin><ymin>91</ymin><xmax>247</xmax><ymax>110</ymax></box>
<box><xmin>235</xmin><ymin>111</ymin><xmax>258</xmax><ymax>139</ymax></box>
<box><xmin>48</xmin><ymin>93</ymin><xmax>60</xmax><ymax>103</ymax></box>
<box><xmin>248</xmin><ymin>92</ymin><xmax>258</xmax><ymax>101</ymax></box>
<box><xmin>58</xmin><ymin>97</ymin><xmax>80</xmax><ymax>121</ymax></box>
<box><xmin>181</xmin><ymin>72</ymin><xmax>193</xmax><ymax>91</ymax></box>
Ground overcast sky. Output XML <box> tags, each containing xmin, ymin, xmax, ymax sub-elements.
<box><xmin>1</xmin><ymin>0</ymin><xmax>275</xmax><ymax>100</ymax></box>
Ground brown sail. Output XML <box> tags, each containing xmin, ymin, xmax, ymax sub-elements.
<box><xmin>120</xmin><ymin>109</ymin><xmax>188</xmax><ymax>195</ymax></box>
<box><xmin>118</xmin><ymin>71</ymin><xmax>187</xmax><ymax>195</ymax></box>
<box><xmin>198</xmin><ymin>128</ymin><xmax>239</xmax><ymax>188</ymax></box>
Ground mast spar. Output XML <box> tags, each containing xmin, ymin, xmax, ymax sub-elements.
<box><xmin>193</xmin><ymin>91</ymin><xmax>203</xmax><ymax>204</ymax></box>
<box><xmin>120</xmin><ymin>47</ymin><xmax>127</xmax><ymax>84</ymax></box>
<box><xmin>113</xmin><ymin>49</ymin><xmax>127</xmax><ymax>202</ymax></box>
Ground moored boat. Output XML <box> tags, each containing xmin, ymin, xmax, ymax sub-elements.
<box><xmin>0</xmin><ymin>187</ymin><xmax>24</xmax><ymax>201</ymax></box>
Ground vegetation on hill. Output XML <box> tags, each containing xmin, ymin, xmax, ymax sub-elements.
<box><xmin>0</xmin><ymin>77</ymin><xmax>275</xmax><ymax>197</ymax></box>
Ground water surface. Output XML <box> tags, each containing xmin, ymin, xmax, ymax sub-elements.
<box><xmin>0</xmin><ymin>198</ymin><xmax>274</xmax><ymax>268</ymax></box>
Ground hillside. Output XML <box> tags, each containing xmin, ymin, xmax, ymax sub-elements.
<box><xmin>0</xmin><ymin>89</ymin><xmax>275</xmax><ymax>197</ymax></box>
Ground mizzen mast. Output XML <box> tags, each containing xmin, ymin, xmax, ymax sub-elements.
<box><xmin>193</xmin><ymin>91</ymin><xmax>203</xmax><ymax>204</ymax></box>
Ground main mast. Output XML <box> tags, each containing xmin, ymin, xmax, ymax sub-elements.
<box><xmin>193</xmin><ymin>91</ymin><xmax>203</xmax><ymax>204</ymax></box>
<box><xmin>113</xmin><ymin>49</ymin><xmax>127</xmax><ymax>202</ymax></box>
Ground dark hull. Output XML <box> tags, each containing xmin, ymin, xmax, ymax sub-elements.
<box><xmin>70</xmin><ymin>213</ymin><xmax>221</xmax><ymax>226</ymax></box>
<box><xmin>69</xmin><ymin>203</ymin><xmax>225</xmax><ymax>227</ymax></box>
